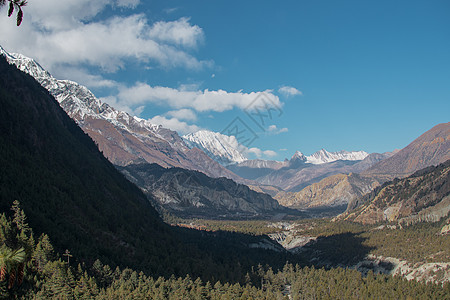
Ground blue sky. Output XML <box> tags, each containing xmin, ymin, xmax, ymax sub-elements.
<box><xmin>1</xmin><ymin>0</ymin><xmax>449</xmax><ymax>160</ymax></box>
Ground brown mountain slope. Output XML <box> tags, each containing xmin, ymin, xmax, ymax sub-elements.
<box><xmin>363</xmin><ymin>122</ymin><xmax>450</xmax><ymax>180</ymax></box>
<box><xmin>274</xmin><ymin>173</ymin><xmax>380</xmax><ymax>209</ymax></box>
<box><xmin>340</xmin><ymin>160</ymin><xmax>450</xmax><ymax>225</ymax></box>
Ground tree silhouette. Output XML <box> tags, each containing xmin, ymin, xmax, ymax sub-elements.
<box><xmin>0</xmin><ymin>0</ymin><xmax>27</xmax><ymax>26</ymax></box>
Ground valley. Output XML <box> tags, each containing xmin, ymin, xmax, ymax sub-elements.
<box><xmin>0</xmin><ymin>44</ymin><xmax>449</xmax><ymax>299</ymax></box>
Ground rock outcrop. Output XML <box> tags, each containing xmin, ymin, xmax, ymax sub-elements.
<box><xmin>118</xmin><ymin>163</ymin><xmax>285</xmax><ymax>219</ymax></box>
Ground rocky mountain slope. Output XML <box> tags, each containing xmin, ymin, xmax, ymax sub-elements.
<box><xmin>363</xmin><ymin>122</ymin><xmax>450</xmax><ymax>180</ymax></box>
<box><xmin>118</xmin><ymin>163</ymin><xmax>285</xmax><ymax>219</ymax></box>
<box><xmin>0</xmin><ymin>46</ymin><xmax>245</xmax><ymax>183</ymax></box>
<box><xmin>340</xmin><ymin>160</ymin><xmax>450</xmax><ymax>225</ymax></box>
<box><xmin>183</xmin><ymin>130</ymin><xmax>247</xmax><ymax>165</ymax></box>
<box><xmin>274</xmin><ymin>173</ymin><xmax>381</xmax><ymax>209</ymax></box>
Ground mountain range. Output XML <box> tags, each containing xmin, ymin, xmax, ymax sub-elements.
<box><xmin>182</xmin><ymin>129</ymin><xmax>369</xmax><ymax>167</ymax></box>
<box><xmin>2</xmin><ymin>46</ymin><xmax>449</xmax><ymax>219</ymax></box>
<box><xmin>0</xmin><ymin>45</ymin><xmax>383</xmax><ymax>217</ymax></box>
<box><xmin>0</xmin><ymin>46</ymin><xmax>246</xmax><ymax>184</ymax></box>
<box><xmin>229</xmin><ymin>150</ymin><xmax>389</xmax><ymax>192</ymax></box>
<box><xmin>2</xmin><ymin>50</ymin><xmax>446</xmax><ymax>298</ymax></box>
<box><xmin>274</xmin><ymin>123</ymin><xmax>449</xmax><ymax>210</ymax></box>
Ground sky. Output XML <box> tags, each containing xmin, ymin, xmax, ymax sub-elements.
<box><xmin>1</xmin><ymin>0</ymin><xmax>449</xmax><ymax>161</ymax></box>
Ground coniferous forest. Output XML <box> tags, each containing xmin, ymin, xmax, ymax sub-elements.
<box><xmin>1</xmin><ymin>201</ymin><xmax>449</xmax><ymax>299</ymax></box>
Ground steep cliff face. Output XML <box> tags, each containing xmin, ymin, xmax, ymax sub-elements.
<box><xmin>274</xmin><ymin>174</ymin><xmax>380</xmax><ymax>209</ymax></box>
<box><xmin>118</xmin><ymin>163</ymin><xmax>284</xmax><ymax>219</ymax></box>
<box><xmin>341</xmin><ymin>160</ymin><xmax>450</xmax><ymax>225</ymax></box>
<box><xmin>364</xmin><ymin>122</ymin><xmax>450</xmax><ymax>180</ymax></box>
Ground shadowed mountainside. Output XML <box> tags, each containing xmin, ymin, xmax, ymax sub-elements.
<box><xmin>118</xmin><ymin>163</ymin><xmax>291</xmax><ymax>219</ymax></box>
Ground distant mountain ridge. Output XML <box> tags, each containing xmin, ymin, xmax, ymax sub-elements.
<box><xmin>182</xmin><ymin>127</ymin><xmax>369</xmax><ymax>167</ymax></box>
<box><xmin>302</xmin><ymin>149</ymin><xmax>369</xmax><ymax>165</ymax></box>
<box><xmin>273</xmin><ymin>123</ymin><xmax>450</xmax><ymax>211</ymax></box>
<box><xmin>0</xmin><ymin>46</ymin><xmax>245</xmax><ymax>183</ymax></box>
<box><xmin>229</xmin><ymin>149</ymin><xmax>385</xmax><ymax>192</ymax></box>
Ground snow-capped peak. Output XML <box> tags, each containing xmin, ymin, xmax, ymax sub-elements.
<box><xmin>183</xmin><ymin>130</ymin><xmax>247</xmax><ymax>166</ymax></box>
<box><xmin>301</xmin><ymin>148</ymin><xmax>369</xmax><ymax>164</ymax></box>
<box><xmin>290</xmin><ymin>151</ymin><xmax>307</xmax><ymax>161</ymax></box>
<box><xmin>0</xmin><ymin>46</ymin><xmax>52</xmax><ymax>81</ymax></box>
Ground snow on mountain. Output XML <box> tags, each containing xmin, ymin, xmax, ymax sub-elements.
<box><xmin>0</xmin><ymin>46</ymin><xmax>183</xmax><ymax>150</ymax></box>
<box><xmin>304</xmin><ymin>149</ymin><xmax>369</xmax><ymax>164</ymax></box>
<box><xmin>290</xmin><ymin>151</ymin><xmax>307</xmax><ymax>162</ymax></box>
<box><xmin>0</xmin><ymin>46</ymin><xmax>368</xmax><ymax>172</ymax></box>
<box><xmin>183</xmin><ymin>130</ymin><xmax>248</xmax><ymax>165</ymax></box>
<box><xmin>233</xmin><ymin>159</ymin><xmax>287</xmax><ymax>170</ymax></box>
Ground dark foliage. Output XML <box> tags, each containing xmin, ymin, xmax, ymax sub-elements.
<box><xmin>0</xmin><ymin>0</ymin><xmax>26</xmax><ymax>25</ymax></box>
<box><xmin>1</xmin><ymin>204</ymin><xmax>448</xmax><ymax>299</ymax></box>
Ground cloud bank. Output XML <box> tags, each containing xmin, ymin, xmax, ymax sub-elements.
<box><xmin>0</xmin><ymin>0</ymin><xmax>209</xmax><ymax>75</ymax></box>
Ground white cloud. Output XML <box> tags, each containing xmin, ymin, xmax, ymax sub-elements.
<box><xmin>148</xmin><ymin>115</ymin><xmax>200</xmax><ymax>135</ymax></box>
<box><xmin>133</xmin><ymin>105</ymin><xmax>145</xmax><ymax>116</ymax></box>
<box><xmin>0</xmin><ymin>0</ymin><xmax>209</xmax><ymax>79</ymax></box>
<box><xmin>267</xmin><ymin>124</ymin><xmax>288</xmax><ymax>135</ymax></box>
<box><xmin>51</xmin><ymin>66</ymin><xmax>118</xmax><ymax>88</ymax></box>
<box><xmin>149</xmin><ymin>17</ymin><xmax>204</xmax><ymax>49</ymax></box>
<box><xmin>246</xmin><ymin>147</ymin><xmax>278</xmax><ymax>159</ymax></box>
<box><xmin>164</xmin><ymin>7</ymin><xmax>179</xmax><ymax>14</ymax></box>
<box><xmin>278</xmin><ymin>86</ymin><xmax>302</xmax><ymax>97</ymax></box>
<box><xmin>166</xmin><ymin>109</ymin><xmax>197</xmax><ymax>121</ymax></box>
<box><xmin>116</xmin><ymin>83</ymin><xmax>282</xmax><ymax>113</ymax></box>
<box><xmin>116</xmin><ymin>0</ymin><xmax>140</xmax><ymax>8</ymax></box>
